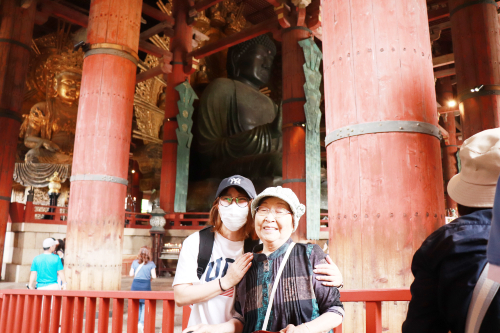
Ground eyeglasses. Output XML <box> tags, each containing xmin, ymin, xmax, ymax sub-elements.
<box><xmin>255</xmin><ymin>207</ymin><xmax>291</xmax><ymax>217</ymax></box>
<box><xmin>219</xmin><ymin>196</ymin><xmax>250</xmax><ymax>208</ymax></box>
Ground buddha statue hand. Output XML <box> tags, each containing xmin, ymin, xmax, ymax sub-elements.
<box><xmin>42</xmin><ymin>139</ymin><xmax>61</xmax><ymax>152</ymax></box>
<box><xmin>269</xmin><ymin>102</ymin><xmax>282</xmax><ymax>139</ymax></box>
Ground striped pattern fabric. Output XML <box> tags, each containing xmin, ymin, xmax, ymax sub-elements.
<box><xmin>233</xmin><ymin>238</ymin><xmax>344</xmax><ymax>333</ymax></box>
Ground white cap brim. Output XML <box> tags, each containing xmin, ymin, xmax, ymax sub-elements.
<box><xmin>447</xmin><ymin>173</ymin><xmax>496</xmax><ymax>207</ymax></box>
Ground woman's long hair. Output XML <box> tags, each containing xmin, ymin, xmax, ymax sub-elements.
<box><xmin>208</xmin><ymin>188</ymin><xmax>256</xmax><ymax>240</ymax></box>
<box><xmin>137</xmin><ymin>246</ymin><xmax>152</xmax><ymax>264</ymax></box>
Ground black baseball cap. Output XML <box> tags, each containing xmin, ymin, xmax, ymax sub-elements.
<box><xmin>215</xmin><ymin>175</ymin><xmax>257</xmax><ymax>199</ymax></box>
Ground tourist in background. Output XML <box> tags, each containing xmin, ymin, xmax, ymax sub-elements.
<box><xmin>28</xmin><ymin>238</ymin><xmax>67</xmax><ymax>290</ymax></box>
<box><xmin>173</xmin><ymin>175</ymin><xmax>343</xmax><ymax>328</ymax></box>
<box><xmin>130</xmin><ymin>246</ymin><xmax>157</xmax><ymax>332</ymax></box>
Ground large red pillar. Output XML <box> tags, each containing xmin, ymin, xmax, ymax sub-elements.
<box><xmin>160</xmin><ymin>0</ymin><xmax>192</xmax><ymax>213</ymax></box>
<box><xmin>323</xmin><ymin>0</ymin><xmax>445</xmax><ymax>331</ymax></box>
<box><xmin>0</xmin><ymin>0</ymin><xmax>36</xmax><ymax>277</ymax></box>
<box><xmin>281</xmin><ymin>27</ymin><xmax>310</xmax><ymax>242</ymax></box>
<box><xmin>450</xmin><ymin>0</ymin><xmax>500</xmax><ymax>139</ymax></box>
<box><xmin>439</xmin><ymin>77</ymin><xmax>458</xmax><ymax>213</ymax></box>
<box><xmin>65</xmin><ymin>0</ymin><xmax>143</xmax><ymax>290</ymax></box>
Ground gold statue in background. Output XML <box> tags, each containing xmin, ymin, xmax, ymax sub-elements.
<box><xmin>20</xmin><ymin>50</ymin><xmax>83</xmax><ymax>164</ymax></box>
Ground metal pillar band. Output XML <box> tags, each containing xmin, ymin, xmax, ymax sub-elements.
<box><xmin>84</xmin><ymin>43</ymin><xmax>139</xmax><ymax>65</ymax></box>
<box><xmin>0</xmin><ymin>108</ymin><xmax>22</xmax><ymax>123</ymax></box>
<box><xmin>450</xmin><ymin>0</ymin><xmax>497</xmax><ymax>17</ymax></box>
<box><xmin>282</xmin><ymin>26</ymin><xmax>313</xmax><ymax>34</ymax></box>
<box><xmin>0</xmin><ymin>38</ymin><xmax>31</xmax><ymax>52</ymax></box>
<box><xmin>458</xmin><ymin>85</ymin><xmax>500</xmax><ymax>104</ymax></box>
<box><xmin>70</xmin><ymin>174</ymin><xmax>128</xmax><ymax>186</ymax></box>
<box><xmin>0</xmin><ymin>196</ymin><xmax>11</xmax><ymax>202</ymax></box>
<box><xmin>325</xmin><ymin>120</ymin><xmax>441</xmax><ymax>147</ymax></box>
<box><xmin>282</xmin><ymin>178</ymin><xmax>306</xmax><ymax>184</ymax></box>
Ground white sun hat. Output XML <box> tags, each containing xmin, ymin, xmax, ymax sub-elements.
<box><xmin>448</xmin><ymin>128</ymin><xmax>500</xmax><ymax>207</ymax></box>
<box><xmin>251</xmin><ymin>186</ymin><xmax>306</xmax><ymax>231</ymax></box>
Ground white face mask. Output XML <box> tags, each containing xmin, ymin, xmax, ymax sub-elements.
<box><xmin>218</xmin><ymin>203</ymin><xmax>248</xmax><ymax>232</ymax></box>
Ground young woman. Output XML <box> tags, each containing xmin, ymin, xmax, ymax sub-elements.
<box><xmin>173</xmin><ymin>176</ymin><xmax>343</xmax><ymax>328</ymax></box>
<box><xmin>183</xmin><ymin>186</ymin><xmax>343</xmax><ymax>333</ymax></box>
<box><xmin>130</xmin><ymin>246</ymin><xmax>157</xmax><ymax>331</ymax></box>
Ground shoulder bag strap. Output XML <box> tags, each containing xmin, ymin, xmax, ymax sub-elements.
<box><xmin>197</xmin><ymin>226</ymin><xmax>215</xmax><ymax>279</ymax></box>
<box><xmin>134</xmin><ymin>263</ymin><xmax>145</xmax><ymax>277</ymax></box>
<box><xmin>261</xmin><ymin>242</ymin><xmax>296</xmax><ymax>331</ymax></box>
<box><xmin>465</xmin><ymin>263</ymin><xmax>500</xmax><ymax>333</ymax></box>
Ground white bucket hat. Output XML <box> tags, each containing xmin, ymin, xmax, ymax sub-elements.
<box><xmin>448</xmin><ymin>128</ymin><xmax>500</xmax><ymax>207</ymax></box>
<box><xmin>251</xmin><ymin>186</ymin><xmax>306</xmax><ymax>231</ymax></box>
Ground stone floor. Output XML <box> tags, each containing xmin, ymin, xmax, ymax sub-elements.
<box><xmin>0</xmin><ymin>276</ymin><xmax>185</xmax><ymax>332</ymax></box>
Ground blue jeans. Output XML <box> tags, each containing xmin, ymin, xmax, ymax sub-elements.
<box><xmin>139</xmin><ymin>303</ymin><xmax>145</xmax><ymax>325</ymax></box>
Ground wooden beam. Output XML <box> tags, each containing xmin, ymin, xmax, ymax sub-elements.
<box><xmin>433</xmin><ymin>53</ymin><xmax>454</xmax><ymax>68</ymax></box>
<box><xmin>140</xmin><ymin>21</ymin><xmax>174</xmax><ymax>40</ymax></box>
<box><xmin>438</xmin><ymin>124</ymin><xmax>449</xmax><ymax>139</ymax></box>
<box><xmin>136</xmin><ymin>55</ymin><xmax>173</xmax><ymax>84</ymax></box>
<box><xmin>265</xmin><ymin>0</ymin><xmax>283</xmax><ymax>6</ymax></box>
<box><xmin>434</xmin><ymin>67</ymin><xmax>456</xmax><ymax>79</ymax></box>
<box><xmin>142</xmin><ymin>3</ymin><xmax>175</xmax><ymax>26</ymax></box>
<box><xmin>428</xmin><ymin>6</ymin><xmax>449</xmax><ymax>22</ymax></box>
<box><xmin>195</xmin><ymin>0</ymin><xmax>224</xmax><ymax>12</ymax></box>
<box><xmin>188</xmin><ymin>17</ymin><xmax>280</xmax><ymax>59</ymax></box>
<box><xmin>39</xmin><ymin>0</ymin><xmax>88</xmax><ymax>27</ymax></box>
<box><xmin>437</xmin><ymin>107</ymin><xmax>459</xmax><ymax>115</ymax></box>
<box><xmin>139</xmin><ymin>40</ymin><xmax>172</xmax><ymax>58</ymax></box>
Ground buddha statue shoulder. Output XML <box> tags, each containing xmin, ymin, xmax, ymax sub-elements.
<box><xmin>20</xmin><ymin>51</ymin><xmax>82</xmax><ymax>164</ymax></box>
<box><xmin>195</xmin><ymin>35</ymin><xmax>282</xmax><ymax>169</ymax></box>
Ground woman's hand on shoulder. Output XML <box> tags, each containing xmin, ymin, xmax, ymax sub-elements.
<box><xmin>221</xmin><ymin>252</ymin><xmax>253</xmax><ymax>289</ymax></box>
<box><xmin>279</xmin><ymin>324</ymin><xmax>310</xmax><ymax>333</ymax></box>
<box><xmin>313</xmin><ymin>255</ymin><xmax>343</xmax><ymax>288</ymax></box>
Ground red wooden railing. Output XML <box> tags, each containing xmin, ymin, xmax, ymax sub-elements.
<box><xmin>0</xmin><ymin>289</ymin><xmax>410</xmax><ymax>333</ymax></box>
<box><xmin>0</xmin><ymin>290</ymin><xmax>176</xmax><ymax>333</ymax></box>
<box><xmin>10</xmin><ymin>202</ymin><xmax>331</xmax><ymax>232</ymax></box>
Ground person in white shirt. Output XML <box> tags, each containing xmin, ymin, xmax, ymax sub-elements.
<box><xmin>173</xmin><ymin>175</ymin><xmax>343</xmax><ymax>327</ymax></box>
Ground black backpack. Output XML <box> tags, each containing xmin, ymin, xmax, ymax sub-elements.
<box><xmin>196</xmin><ymin>225</ymin><xmax>260</xmax><ymax>279</ymax></box>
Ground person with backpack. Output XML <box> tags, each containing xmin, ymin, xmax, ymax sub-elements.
<box><xmin>173</xmin><ymin>175</ymin><xmax>343</xmax><ymax>328</ymax></box>
<box><xmin>130</xmin><ymin>246</ymin><xmax>157</xmax><ymax>332</ymax></box>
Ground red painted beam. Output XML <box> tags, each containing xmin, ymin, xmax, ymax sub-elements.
<box><xmin>428</xmin><ymin>6</ymin><xmax>449</xmax><ymax>22</ymax></box>
<box><xmin>39</xmin><ymin>0</ymin><xmax>88</xmax><ymax>27</ymax></box>
<box><xmin>140</xmin><ymin>21</ymin><xmax>175</xmax><ymax>40</ymax></box>
<box><xmin>195</xmin><ymin>0</ymin><xmax>224</xmax><ymax>12</ymax></box>
<box><xmin>142</xmin><ymin>3</ymin><xmax>175</xmax><ymax>26</ymax></box>
<box><xmin>139</xmin><ymin>40</ymin><xmax>172</xmax><ymax>58</ymax></box>
<box><xmin>188</xmin><ymin>16</ymin><xmax>280</xmax><ymax>59</ymax></box>
<box><xmin>136</xmin><ymin>55</ymin><xmax>173</xmax><ymax>84</ymax></box>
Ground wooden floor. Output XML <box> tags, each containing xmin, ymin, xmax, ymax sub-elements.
<box><xmin>0</xmin><ymin>276</ymin><xmax>184</xmax><ymax>332</ymax></box>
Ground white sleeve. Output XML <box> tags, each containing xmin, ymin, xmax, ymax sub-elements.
<box><xmin>172</xmin><ymin>232</ymin><xmax>201</xmax><ymax>287</ymax></box>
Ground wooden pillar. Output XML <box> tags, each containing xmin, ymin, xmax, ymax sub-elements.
<box><xmin>160</xmin><ymin>0</ymin><xmax>192</xmax><ymax>213</ymax></box>
<box><xmin>65</xmin><ymin>0</ymin><xmax>143</xmax><ymax>290</ymax></box>
<box><xmin>439</xmin><ymin>77</ymin><xmax>458</xmax><ymax>213</ymax></box>
<box><xmin>322</xmin><ymin>0</ymin><xmax>445</xmax><ymax>332</ymax></box>
<box><xmin>449</xmin><ymin>0</ymin><xmax>500</xmax><ymax>139</ymax></box>
<box><xmin>131</xmin><ymin>162</ymin><xmax>143</xmax><ymax>213</ymax></box>
<box><xmin>281</xmin><ymin>27</ymin><xmax>310</xmax><ymax>242</ymax></box>
<box><xmin>0</xmin><ymin>0</ymin><xmax>36</xmax><ymax>277</ymax></box>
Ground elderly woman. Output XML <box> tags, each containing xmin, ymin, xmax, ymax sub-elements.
<box><xmin>184</xmin><ymin>186</ymin><xmax>344</xmax><ymax>333</ymax></box>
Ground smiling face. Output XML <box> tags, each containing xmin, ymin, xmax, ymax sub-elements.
<box><xmin>255</xmin><ymin>197</ymin><xmax>294</xmax><ymax>250</ymax></box>
<box><xmin>54</xmin><ymin>72</ymin><xmax>81</xmax><ymax>104</ymax></box>
<box><xmin>237</xmin><ymin>44</ymin><xmax>274</xmax><ymax>88</ymax></box>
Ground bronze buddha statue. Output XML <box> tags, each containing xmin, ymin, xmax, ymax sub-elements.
<box><xmin>194</xmin><ymin>34</ymin><xmax>282</xmax><ymax>179</ymax></box>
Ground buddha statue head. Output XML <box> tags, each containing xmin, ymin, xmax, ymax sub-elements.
<box><xmin>227</xmin><ymin>34</ymin><xmax>277</xmax><ymax>89</ymax></box>
<box><xmin>53</xmin><ymin>72</ymin><xmax>81</xmax><ymax>106</ymax></box>
<box><xmin>44</xmin><ymin>50</ymin><xmax>83</xmax><ymax>104</ymax></box>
